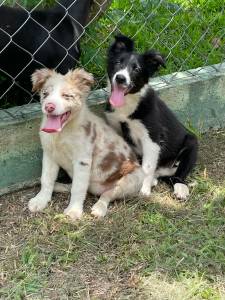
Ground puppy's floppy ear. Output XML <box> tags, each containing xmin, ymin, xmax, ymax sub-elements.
<box><xmin>69</xmin><ymin>68</ymin><xmax>94</xmax><ymax>90</ymax></box>
<box><xmin>109</xmin><ymin>34</ymin><xmax>134</xmax><ymax>54</ymax></box>
<box><xmin>143</xmin><ymin>50</ymin><xmax>166</xmax><ymax>70</ymax></box>
<box><xmin>31</xmin><ymin>68</ymin><xmax>54</xmax><ymax>92</ymax></box>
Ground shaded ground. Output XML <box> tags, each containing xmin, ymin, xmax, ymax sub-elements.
<box><xmin>0</xmin><ymin>129</ymin><xmax>225</xmax><ymax>300</ymax></box>
<box><xmin>199</xmin><ymin>129</ymin><xmax>225</xmax><ymax>182</ymax></box>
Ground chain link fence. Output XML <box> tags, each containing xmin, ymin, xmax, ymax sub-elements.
<box><xmin>0</xmin><ymin>0</ymin><xmax>224</xmax><ymax>117</ymax></box>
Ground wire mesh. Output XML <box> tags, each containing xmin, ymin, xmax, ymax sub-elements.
<box><xmin>0</xmin><ymin>0</ymin><xmax>224</xmax><ymax>115</ymax></box>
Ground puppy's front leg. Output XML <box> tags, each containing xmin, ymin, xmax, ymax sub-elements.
<box><xmin>28</xmin><ymin>152</ymin><xmax>59</xmax><ymax>212</ymax></box>
<box><xmin>64</xmin><ymin>149</ymin><xmax>92</xmax><ymax>220</ymax></box>
<box><xmin>140</xmin><ymin>139</ymin><xmax>160</xmax><ymax>196</ymax></box>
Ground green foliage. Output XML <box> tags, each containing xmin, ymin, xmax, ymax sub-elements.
<box><xmin>81</xmin><ymin>0</ymin><xmax>224</xmax><ymax>84</ymax></box>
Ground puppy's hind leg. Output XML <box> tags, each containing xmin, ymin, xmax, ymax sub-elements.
<box><xmin>167</xmin><ymin>134</ymin><xmax>198</xmax><ymax>200</ymax></box>
<box><xmin>91</xmin><ymin>168</ymin><xmax>144</xmax><ymax>218</ymax></box>
<box><xmin>53</xmin><ymin>182</ymin><xmax>71</xmax><ymax>193</ymax></box>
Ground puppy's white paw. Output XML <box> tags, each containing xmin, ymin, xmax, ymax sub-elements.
<box><xmin>64</xmin><ymin>206</ymin><xmax>83</xmax><ymax>220</ymax></box>
<box><xmin>91</xmin><ymin>201</ymin><xmax>108</xmax><ymax>218</ymax></box>
<box><xmin>151</xmin><ymin>178</ymin><xmax>158</xmax><ymax>187</ymax></box>
<box><xmin>28</xmin><ymin>195</ymin><xmax>49</xmax><ymax>212</ymax></box>
<box><xmin>174</xmin><ymin>183</ymin><xmax>189</xmax><ymax>200</ymax></box>
<box><xmin>140</xmin><ymin>184</ymin><xmax>151</xmax><ymax>197</ymax></box>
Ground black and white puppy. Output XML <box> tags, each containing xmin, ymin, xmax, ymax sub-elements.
<box><xmin>105</xmin><ymin>35</ymin><xmax>198</xmax><ymax>200</ymax></box>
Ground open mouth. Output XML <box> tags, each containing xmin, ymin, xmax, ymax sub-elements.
<box><xmin>109</xmin><ymin>83</ymin><xmax>132</xmax><ymax>108</ymax></box>
<box><xmin>41</xmin><ymin>111</ymin><xmax>71</xmax><ymax>133</ymax></box>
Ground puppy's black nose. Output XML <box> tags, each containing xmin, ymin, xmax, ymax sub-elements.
<box><xmin>115</xmin><ymin>74</ymin><xmax>126</xmax><ymax>84</ymax></box>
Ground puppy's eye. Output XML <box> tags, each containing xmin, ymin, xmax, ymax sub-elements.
<box><xmin>42</xmin><ymin>91</ymin><xmax>49</xmax><ymax>98</ymax></box>
<box><xmin>63</xmin><ymin>93</ymin><xmax>74</xmax><ymax>100</ymax></box>
<box><xmin>132</xmin><ymin>65</ymin><xmax>139</xmax><ymax>72</ymax></box>
<box><xmin>116</xmin><ymin>58</ymin><xmax>124</xmax><ymax>65</ymax></box>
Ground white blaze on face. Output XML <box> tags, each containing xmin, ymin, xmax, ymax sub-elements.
<box><xmin>112</xmin><ymin>67</ymin><xmax>131</xmax><ymax>86</ymax></box>
<box><xmin>41</xmin><ymin>76</ymin><xmax>65</xmax><ymax>115</ymax></box>
<box><xmin>110</xmin><ymin>67</ymin><xmax>131</xmax><ymax>108</ymax></box>
<box><xmin>41</xmin><ymin>77</ymin><xmax>71</xmax><ymax>133</ymax></box>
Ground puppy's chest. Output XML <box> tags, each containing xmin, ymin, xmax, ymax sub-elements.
<box><xmin>41</xmin><ymin>132</ymin><xmax>81</xmax><ymax>164</ymax></box>
<box><xmin>107</xmin><ymin>111</ymin><xmax>145</xmax><ymax>156</ymax></box>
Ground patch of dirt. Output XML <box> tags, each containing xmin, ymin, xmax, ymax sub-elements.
<box><xmin>198</xmin><ymin>129</ymin><xmax>225</xmax><ymax>182</ymax></box>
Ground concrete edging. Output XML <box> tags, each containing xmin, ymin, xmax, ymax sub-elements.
<box><xmin>0</xmin><ymin>63</ymin><xmax>225</xmax><ymax>195</ymax></box>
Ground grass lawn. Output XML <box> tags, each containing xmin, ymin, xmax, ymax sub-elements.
<box><xmin>0</xmin><ymin>129</ymin><xmax>225</xmax><ymax>299</ymax></box>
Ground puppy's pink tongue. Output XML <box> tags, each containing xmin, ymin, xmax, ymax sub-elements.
<box><xmin>41</xmin><ymin>115</ymin><xmax>62</xmax><ymax>133</ymax></box>
<box><xmin>109</xmin><ymin>85</ymin><xmax>126</xmax><ymax>107</ymax></box>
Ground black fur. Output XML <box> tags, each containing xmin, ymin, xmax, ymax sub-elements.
<box><xmin>0</xmin><ymin>0</ymin><xmax>92</xmax><ymax>104</ymax></box>
<box><xmin>106</xmin><ymin>35</ymin><xmax>198</xmax><ymax>188</ymax></box>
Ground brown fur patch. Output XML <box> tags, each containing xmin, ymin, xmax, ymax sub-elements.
<box><xmin>119</xmin><ymin>153</ymin><xmax>126</xmax><ymax>162</ymax></box>
<box><xmin>66</xmin><ymin>68</ymin><xmax>94</xmax><ymax>94</ymax></box>
<box><xmin>32</xmin><ymin>68</ymin><xmax>55</xmax><ymax>92</ymax></box>
<box><xmin>93</xmin><ymin>145</ymin><xmax>101</xmax><ymax>155</ymax></box>
<box><xmin>120</xmin><ymin>160</ymin><xmax>138</xmax><ymax>176</ymax></box>
<box><xmin>83</xmin><ymin>122</ymin><xmax>91</xmax><ymax>136</ymax></box>
<box><xmin>99</xmin><ymin>152</ymin><xmax>118</xmax><ymax>172</ymax></box>
<box><xmin>104</xmin><ymin>159</ymin><xmax>138</xmax><ymax>184</ymax></box>
<box><xmin>103</xmin><ymin>170</ymin><xmax>122</xmax><ymax>184</ymax></box>
<box><xmin>91</xmin><ymin>124</ymin><xmax>97</xmax><ymax>143</ymax></box>
<box><xmin>108</xmin><ymin>143</ymin><xmax>116</xmax><ymax>151</ymax></box>
<box><xmin>100</xmin><ymin>149</ymin><xmax>139</xmax><ymax>184</ymax></box>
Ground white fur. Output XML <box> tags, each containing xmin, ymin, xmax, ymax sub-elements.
<box><xmin>29</xmin><ymin>152</ymin><xmax>59</xmax><ymax>212</ymax></box>
<box><xmin>128</xmin><ymin>119</ymin><xmax>160</xmax><ymax>196</ymax></box>
<box><xmin>91</xmin><ymin>200</ymin><xmax>108</xmax><ymax>218</ymax></box>
<box><xmin>174</xmin><ymin>183</ymin><xmax>189</xmax><ymax>200</ymax></box>
<box><xmin>151</xmin><ymin>178</ymin><xmax>158</xmax><ymax>187</ymax></box>
<box><xmin>113</xmin><ymin>67</ymin><xmax>131</xmax><ymax>86</ymax></box>
<box><xmin>105</xmin><ymin>94</ymin><xmax>139</xmax><ymax>136</ymax></box>
<box><xmin>41</xmin><ymin>75</ymin><xmax>68</xmax><ymax>116</ymax></box>
<box><xmin>29</xmin><ymin>69</ymin><xmax>145</xmax><ymax>220</ymax></box>
<box><xmin>155</xmin><ymin>167</ymin><xmax>177</xmax><ymax>178</ymax></box>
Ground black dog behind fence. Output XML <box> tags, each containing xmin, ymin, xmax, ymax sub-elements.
<box><xmin>0</xmin><ymin>0</ymin><xmax>111</xmax><ymax>107</ymax></box>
